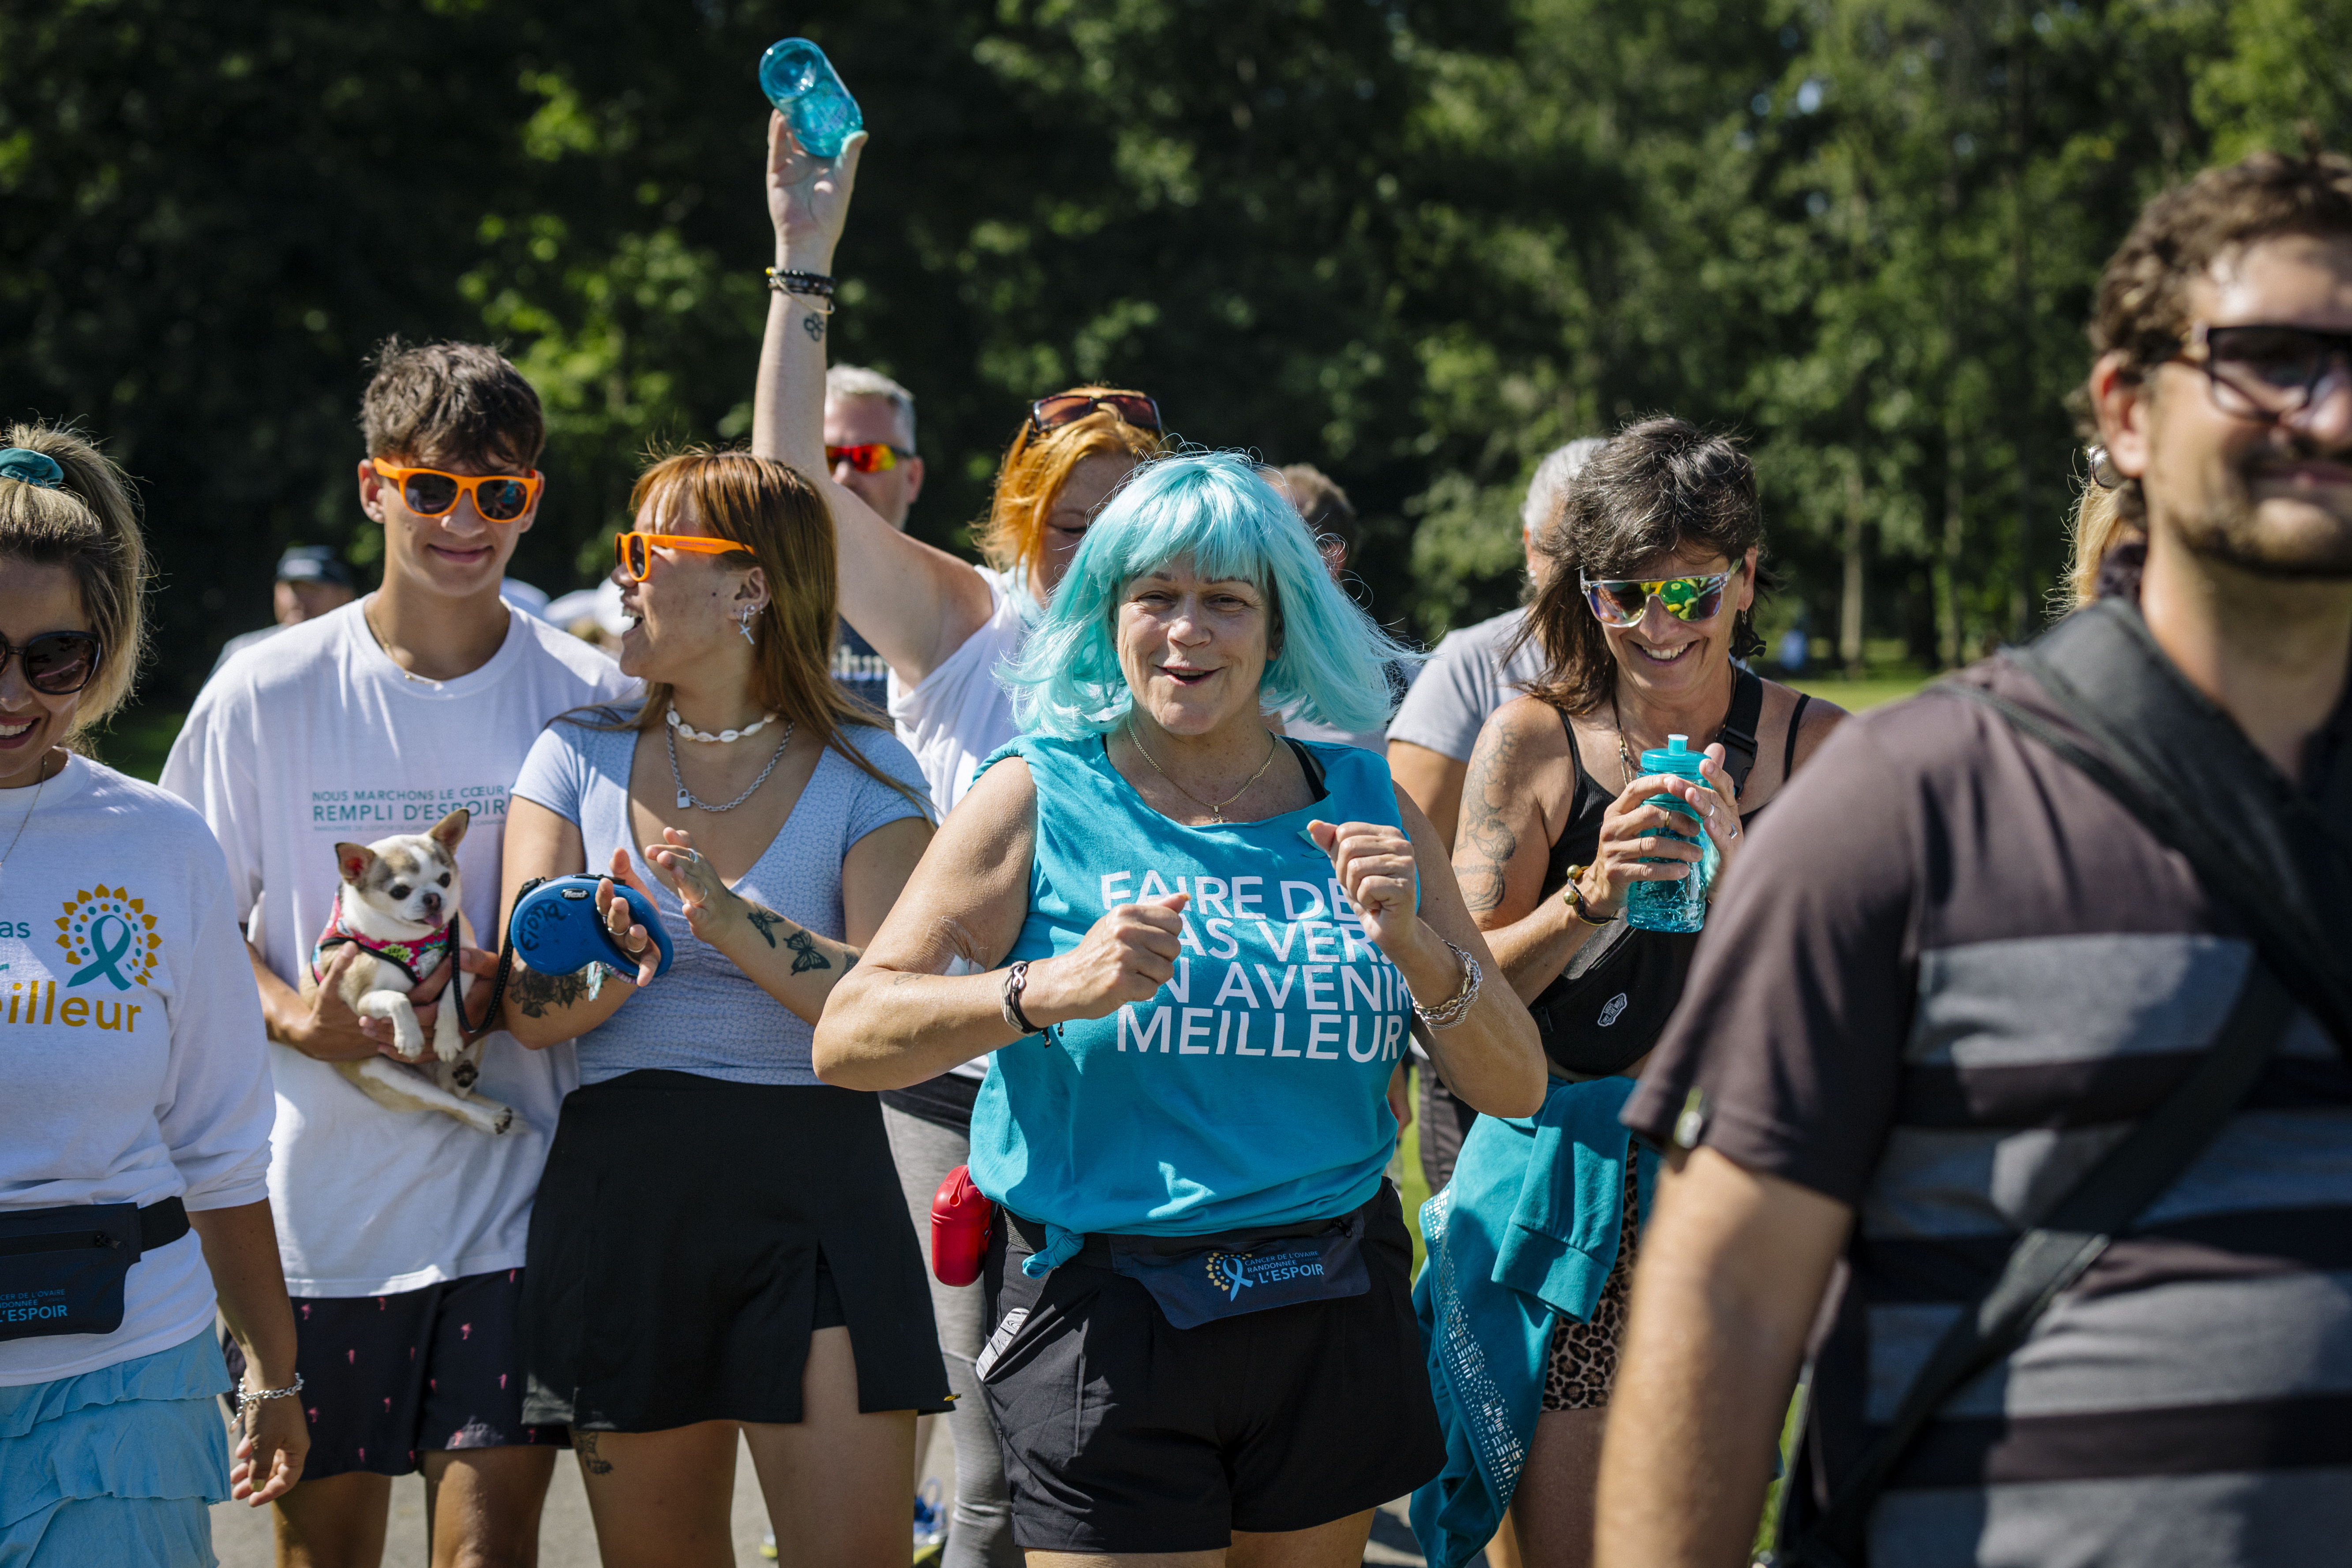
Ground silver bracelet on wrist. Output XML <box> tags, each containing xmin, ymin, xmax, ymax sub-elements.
<box><xmin>1410</xmin><ymin>939</ymin><xmax>1483</xmax><ymax>1031</ymax></box>
<box><xmin>236</xmin><ymin>1373</ymin><xmax>304</xmax><ymax>1416</ymax></box>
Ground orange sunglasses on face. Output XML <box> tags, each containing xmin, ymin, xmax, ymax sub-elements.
<box><xmin>613</xmin><ymin>531</ymin><xmax>753</xmax><ymax>580</ymax></box>
<box><xmin>371</xmin><ymin>463</ymin><xmax>544</xmax><ymax>522</ymax></box>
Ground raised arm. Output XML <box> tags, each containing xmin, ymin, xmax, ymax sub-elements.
<box><xmin>750</xmin><ymin>113</ymin><xmax>991</xmax><ymax>685</ymax></box>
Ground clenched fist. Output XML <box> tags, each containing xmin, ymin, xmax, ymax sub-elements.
<box><xmin>1019</xmin><ymin>892</ymin><xmax>1190</xmax><ymax>1026</ymax></box>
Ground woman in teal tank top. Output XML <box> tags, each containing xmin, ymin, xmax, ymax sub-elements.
<box><xmin>818</xmin><ymin>453</ymin><xmax>1545</xmax><ymax>1564</ymax></box>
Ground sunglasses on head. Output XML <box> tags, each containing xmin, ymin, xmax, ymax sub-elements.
<box><xmin>0</xmin><ymin>631</ymin><xmax>102</xmax><ymax>696</ymax></box>
<box><xmin>2175</xmin><ymin>323</ymin><xmax>2352</xmax><ymax>420</ymax></box>
<box><xmin>1027</xmin><ymin>390</ymin><xmax>1162</xmax><ymax>438</ymax></box>
<box><xmin>372</xmin><ymin>463</ymin><xmax>543</xmax><ymax>522</ymax></box>
<box><xmin>612</xmin><ymin>531</ymin><xmax>754</xmax><ymax>582</ymax></box>
<box><xmin>825</xmin><ymin>443</ymin><xmax>913</xmax><ymax>475</ymax></box>
<box><xmin>1580</xmin><ymin>568</ymin><xmax>1738</xmax><ymax>628</ymax></box>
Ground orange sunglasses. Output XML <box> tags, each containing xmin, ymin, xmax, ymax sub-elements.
<box><xmin>371</xmin><ymin>463</ymin><xmax>544</xmax><ymax>521</ymax></box>
<box><xmin>613</xmin><ymin>531</ymin><xmax>753</xmax><ymax>580</ymax></box>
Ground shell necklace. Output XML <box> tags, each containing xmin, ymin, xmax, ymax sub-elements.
<box><xmin>667</xmin><ymin>704</ymin><xmax>781</xmax><ymax>744</ymax></box>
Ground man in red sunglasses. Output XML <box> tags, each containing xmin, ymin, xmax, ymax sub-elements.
<box><xmin>824</xmin><ymin>366</ymin><xmax>926</xmax><ymax>715</ymax></box>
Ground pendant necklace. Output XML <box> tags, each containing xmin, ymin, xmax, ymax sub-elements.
<box><xmin>668</xmin><ymin>718</ymin><xmax>793</xmax><ymax>812</ymax></box>
<box><xmin>1127</xmin><ymin>725</ymin><xmax>1280</xmax><ymax>824</ymax></box>
<box><xmin>0</xmin><ymin>755</ymin><xmax>51</xmax><ymax>884</ymax></box>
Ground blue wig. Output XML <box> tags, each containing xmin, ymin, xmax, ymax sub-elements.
<box><xmin>1002</xmin><ymin>451</ymin><xmax>1419</xmax><ymax>739</ymax></box>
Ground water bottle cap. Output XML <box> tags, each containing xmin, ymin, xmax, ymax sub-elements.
<box><xmin>1667</xmin><ymin>733</ymin><xmax>1689</xmax><ymax>753</ymax></box>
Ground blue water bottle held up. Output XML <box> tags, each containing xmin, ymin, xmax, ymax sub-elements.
<box><xmin>759</xmin><ymin>38</ymin><xmax>863</xmax><ymax>160</ymax></box>
<box><xmin>1625</xmin><ymin>734</ymin><xmax>1710</xmax><ymax>934</ymax></box>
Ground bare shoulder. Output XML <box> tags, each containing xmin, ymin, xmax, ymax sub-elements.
<box><xmin>1775</xmin><ymin>680</ymin><xmax>1850</xmax><ymax>772</ymax></box>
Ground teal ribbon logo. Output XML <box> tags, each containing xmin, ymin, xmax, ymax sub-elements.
<box><xmin>56</xmin><ymin>887</ymin><xmax>158</xmax><ymax>992</ymax></box>
<box><xmin>69</xmin><ymin>912</ymin><xmax>139</xmax><ymax>989</ymax></box>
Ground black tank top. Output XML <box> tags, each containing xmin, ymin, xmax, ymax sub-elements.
<box><xmin>1536</xmin><ymin>688</ymin><xmax>1812</xmax><ymax>900</ymax></box>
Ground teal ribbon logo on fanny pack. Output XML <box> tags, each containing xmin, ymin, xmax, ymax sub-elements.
<box><xmin>56</xmin><ymin>886</ymin><xmax>159</xmax><ymax>991</ymax></box>
<box><xmin>1203</xmin><ymin>1246</ymin><xmax>1324</xmax><ymax>1302</ymax></box>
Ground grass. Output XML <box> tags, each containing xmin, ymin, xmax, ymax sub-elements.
<box><xmin>88</xmin><ymin>706</ymin><xmax>187</xmax><ymax>783</ymax></box>
<box><xmin>1785</xmin><ymin>671</ymin><xmax>1933</xmax><ymax>712</ymax></box>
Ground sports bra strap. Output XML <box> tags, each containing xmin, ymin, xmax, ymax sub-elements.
<box><xmin>1783</xmin><ymin>692</ymin><xmax>1813</xmax><ymax>780</ymax></box>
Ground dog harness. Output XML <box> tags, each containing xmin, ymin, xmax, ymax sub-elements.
<box><xmin>311</xmin><ymin>889</ymin><xmax>460</xmax><ymax>987</ymax></box>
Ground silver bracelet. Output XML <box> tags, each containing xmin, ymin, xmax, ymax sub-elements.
<box><xmin>1000</xmin><ymin>959</ymin><xmax>1045</xmax><ymax>1037</ymax></box>
<box><xmin>1410</xmin><ymin>939</ymin><xmax>1483</xmax><ymax>1031</ymax></box>
<box><xmin>237</xmin><ymin>1373</ymin><xmax>304</xmax><ymax>1416</ymax></box>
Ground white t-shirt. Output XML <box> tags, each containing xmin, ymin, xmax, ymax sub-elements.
<box><xmin>1385</xmin><ymin>607</ymin><xmax>1547</xmax><ymax>763</ymax></box>
<box><xmin>887</xmin><ymin>565</ymin><xmax>1028</xmax><ymax>816</ymax></box>
<box><xmin>161</xmin><ymin>599</ymin><xmax>637</xmax><ymax>1296</ymax></box>
<box><xmin>0</xmin><ymin>757</ymin><xmax>275</xmax><ymax>1385</ymax></box>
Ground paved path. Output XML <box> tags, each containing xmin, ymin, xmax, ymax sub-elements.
<box><xmin>210</xmin><ymin>1423</ymin><xmax>1440</xmax><ymax>1565</ymax></box>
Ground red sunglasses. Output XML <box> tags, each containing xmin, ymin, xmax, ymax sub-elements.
<box><xmin>826</xmin><ymin>443</ymin><xmax>913</xmax><ymax>475</ymax></box>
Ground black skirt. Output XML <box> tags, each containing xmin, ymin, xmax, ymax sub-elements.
<box><xmin>520</xmin><ymin>1069</ymin><xmax>952</xmax><ymax>1431</ymax></box>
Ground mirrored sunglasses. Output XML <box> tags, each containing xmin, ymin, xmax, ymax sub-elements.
<box><xmin>1028</xmin><ymin>390</ymin><xmax>1162</xmax><ymax>437</ymax></box>
<box><xmin>825</xmin><ymin>443</ymin><xmax>913</xmax><ymax>475</ymax></box>
<box><xmin>0</xmin><ymin>630</ymin><xmax>103</xmax><ymax>696</ymax></box>
<box><xmin>2179</xmin><ymin>323</ymin><xmax>2352</xmax><ymax>419</ymax></box>
<box><xmin>372</xmin><ymin>463</ymin><xmax>543</xmax><ymax>522</ymax></box>
<box><xmin>613</xmin><ymin>531</ymin><xmax>754</xmax><ymax>582</ymax></box>
<box><xmin>1580</xmin><ymin>569</ymin><xmax>1737</xmax><ymax>628</ymax></box>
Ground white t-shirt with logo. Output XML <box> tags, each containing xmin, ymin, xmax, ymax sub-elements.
<box><xmin>0</xmin><ymin>756</ymin><xmax>275</xmax><ymax>1385</ymax></box>
<box><xmin>161</xmin><ymin>599</ymin><xmax>636</xmax><ymax>1296</ymax></box>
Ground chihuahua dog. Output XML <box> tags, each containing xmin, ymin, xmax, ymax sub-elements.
<box><xmin>304</xmin><ymin>807</ymin><xmax>520</xmax><ymax>1136</ymax></box>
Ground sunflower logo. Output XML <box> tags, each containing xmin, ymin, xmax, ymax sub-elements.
<box><xmin>56</xmin><ymin>886</ymin><xmax>160</xmax><ymax>991</ymax></box>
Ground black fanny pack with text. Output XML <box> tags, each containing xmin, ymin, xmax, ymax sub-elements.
<box><xmin>0</xmin><ymin>1196</ymin><xmax>189</xmax><ymax>1342</ymax></box>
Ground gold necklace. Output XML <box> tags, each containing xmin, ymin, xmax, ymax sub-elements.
<box><xmin>1127</xmin><ymin>725</ymin><xmax>1281</xmax><ymax>824</ymax></box>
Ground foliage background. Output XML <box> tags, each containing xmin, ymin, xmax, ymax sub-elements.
<box><xmin>5</xmin><ymin>0</ymin><xmax>2348</xmax><ymax>707</ymax></box>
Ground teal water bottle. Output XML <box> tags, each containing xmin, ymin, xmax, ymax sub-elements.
<box><xmin>759</xmin><ymin>38</ymin><xmax>862</xmax><ymax>160</ymax></box>
<box><xmin>1625</xmin><ymin>734</ymin><xmax>1709</xmax><ymax>934</ymax></box>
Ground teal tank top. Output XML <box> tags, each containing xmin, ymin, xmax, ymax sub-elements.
<box><xmin>968</xmin><ymin>733</ymin><xmax>1414</xmax><ymax>1245</ymax></box>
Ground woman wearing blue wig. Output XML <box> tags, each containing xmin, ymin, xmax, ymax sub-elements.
<box><xmin>816</xmin><ymin>452</ymin><xmax>1546</xmax><ymax>1564</ymax></box>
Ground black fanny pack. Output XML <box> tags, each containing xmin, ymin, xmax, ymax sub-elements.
<box><xmin>0</xmin><ymin>1196</ymin><xmax>189</xmax><ymax>1342</ymax></box>
<box><xmin>1006</xmin><ymin>1195</ymin><xmax>1378</xmax><ymax>1331</ymax></box>
<box><xmin>1528</xmin><ymin>668</ymin><xmax>1764</xmax><ymax>1075</ymax></box>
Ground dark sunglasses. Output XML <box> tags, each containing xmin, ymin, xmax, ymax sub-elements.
<box><xmin>0</xmin><ymin>631</ymin><xmax>103</xmax><ymax>696</ymax></box>
<box><xmin>371</xmin><ymin>463</ymin><xmax>543</xmax><ymax>523</ymax></box>
<box><xmin>1027</xmin><ymin>390</ymin><xmax>1162</xmax><ymax>438</ymax></box>
<box><xmin>825</xmin><ymin>443</ymin><xmax>913</xmax><ymax>475</ymax></box>
<box><xmin>1580</xmin><ymin>569</ymin><xmax>1737</xmax><ymax>628</ymax></box>
<box><xmin>2176</xmin><ymin>323</ymin><xmax>2352</xmax><ymax>419</ymax></box>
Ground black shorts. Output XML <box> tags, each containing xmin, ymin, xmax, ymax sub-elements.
<box><xmin>222</xmin><ymin>1269</ymin><xmax>568</xmax><ymax>1479</ymax></box>
<box><xmin>978</xmin><ymin>1183</ymin><xmax>1444</xmax><ymax>1554</ymax></box>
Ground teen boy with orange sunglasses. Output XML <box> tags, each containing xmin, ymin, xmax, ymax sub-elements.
<box><xmin>164</xmin><ymin>339</ymin><xmax>634</xmax><ymax>1568</ymax></box>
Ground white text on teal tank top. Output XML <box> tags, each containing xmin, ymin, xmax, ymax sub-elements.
<box><xmin>968</xmin><ymin>734</ymin><xmax>1412</xmax><ymax>1238</ymax></box>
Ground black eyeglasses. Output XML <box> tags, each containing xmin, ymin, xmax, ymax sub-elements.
<box><xmin>2175</xmin><ymin>323</ymin><xmax>2352</xmax><ymax>420</ymax></box>
<box><xmin>0</xmin><ymin>631</ymin><xmax>103</xmax><ymax>696</ymax></box>
<box><xmin>1027</xmin><ymin>390</ymin><xmax>1162</xmax><ymax>438</ymax></box>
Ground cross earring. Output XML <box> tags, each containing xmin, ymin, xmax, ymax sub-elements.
<box><xmin>738</xmin><ymin>608</ymin><xmax>757</xmax><ymax>646</ymax></box>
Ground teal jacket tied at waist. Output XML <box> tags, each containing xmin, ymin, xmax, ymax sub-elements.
<box><xmin>1408</xmin><ymin>1076</ymin><xmax>1657</xmax><ymax>1568</ymax></box>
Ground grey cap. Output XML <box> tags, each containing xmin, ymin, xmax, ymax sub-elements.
<box><xmin>276</xmin><ymin>546</ymin><xmax>353</xmax><ymax>588</ymax></box>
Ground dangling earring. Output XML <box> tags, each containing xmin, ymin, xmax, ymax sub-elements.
<box><xmin>738</xmin><ymin>607</ymin><xmax>757</xmax><ymax>646</ymax></box>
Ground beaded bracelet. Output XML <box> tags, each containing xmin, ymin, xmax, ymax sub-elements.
<box><xmin>1560</xmin><ymin>864</ymin><xmax>1617</xmax><ymax>928</ymax></box>
<box><xmin>1410</xmin><ymin>939</ymin><xmax>1483</xmax><ymax>1031</ymax></box>
<box><xmin>766</xmin><ymin>267</ymin><xmax>837</xmax><ymax>314</ymax></box>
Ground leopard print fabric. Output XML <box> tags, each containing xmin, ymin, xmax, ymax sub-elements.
<box><xmin>1541</xmin><ymin>1158</ymin><xmax>1640</xmax><ymax>1412</ymax></box>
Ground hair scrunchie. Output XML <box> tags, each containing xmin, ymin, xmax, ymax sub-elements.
<box><xmin>0</xmin><ymin>449</ymin><xmax>64</xmax><ymax>489</ymax></box>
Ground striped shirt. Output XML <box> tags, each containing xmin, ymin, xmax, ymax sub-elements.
<box><xmin>1624</xmin><ymin>655</ymin><xmax>2352</xmax><ymax>1567</ymax></box>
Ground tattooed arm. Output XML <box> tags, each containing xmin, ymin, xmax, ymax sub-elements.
<box><xmin>496</xmin><ymin>798</ymin><xmax>642</xmax><ymax>1047</ymax></box>
<box><xmin>641</xmin><ymin>817</ymin><xmax>934</xmax><ymax>1027</ymax></box>
<box><xmin>1451</xmin><ymin>697</ymin><xmax>1605</xmax><ymax>1004</ymax></box>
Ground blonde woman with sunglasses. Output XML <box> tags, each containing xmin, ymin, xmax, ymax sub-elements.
<box><xmin>1415</xmin><ymin>418</ymin><xmax>1844</xmax><ymax>1568</ymax></box>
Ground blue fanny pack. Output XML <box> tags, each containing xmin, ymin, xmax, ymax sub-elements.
<box><xmin>1011</xmin><ymin>1194</ymin><xmax>1380</xmax><ymax>1331</ymax></box>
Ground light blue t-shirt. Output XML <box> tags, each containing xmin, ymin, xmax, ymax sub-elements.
<box><xmin>968</xmin><ymin>734</ymin><xmax>1414</xmax><ymax>1240</ymax></box>
<box><xmin>511</xmin><ymin>710</ymin><xmax>931</xmax><ymax>1086</ymax></box>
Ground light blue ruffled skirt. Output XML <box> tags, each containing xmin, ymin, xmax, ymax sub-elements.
<box><xmin>0</xmin><ymin>1328</ymin><xmax>232</xmax><ymax>1568</ymax></box>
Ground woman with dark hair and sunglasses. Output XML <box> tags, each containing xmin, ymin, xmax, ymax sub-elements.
<box><xmin>1410</xmin><ymin>418</ymin><xmax>1843</xmax><ymax>1568</ymax></box>
<box><xmin>0</xmin><ymin>426</ymin><xmax>308</xmax><ymax>1564</ymax></box>
<box><xmin>748</xmin><ymin>103</ymin><xmax>1165</xmax><ymax>1568</ymax></box>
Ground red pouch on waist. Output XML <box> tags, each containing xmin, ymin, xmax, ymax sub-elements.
<box><xmin>930</xmin><ymin>1164</ymin><xmax>996</xmax><ymax>1287</ymax></box>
